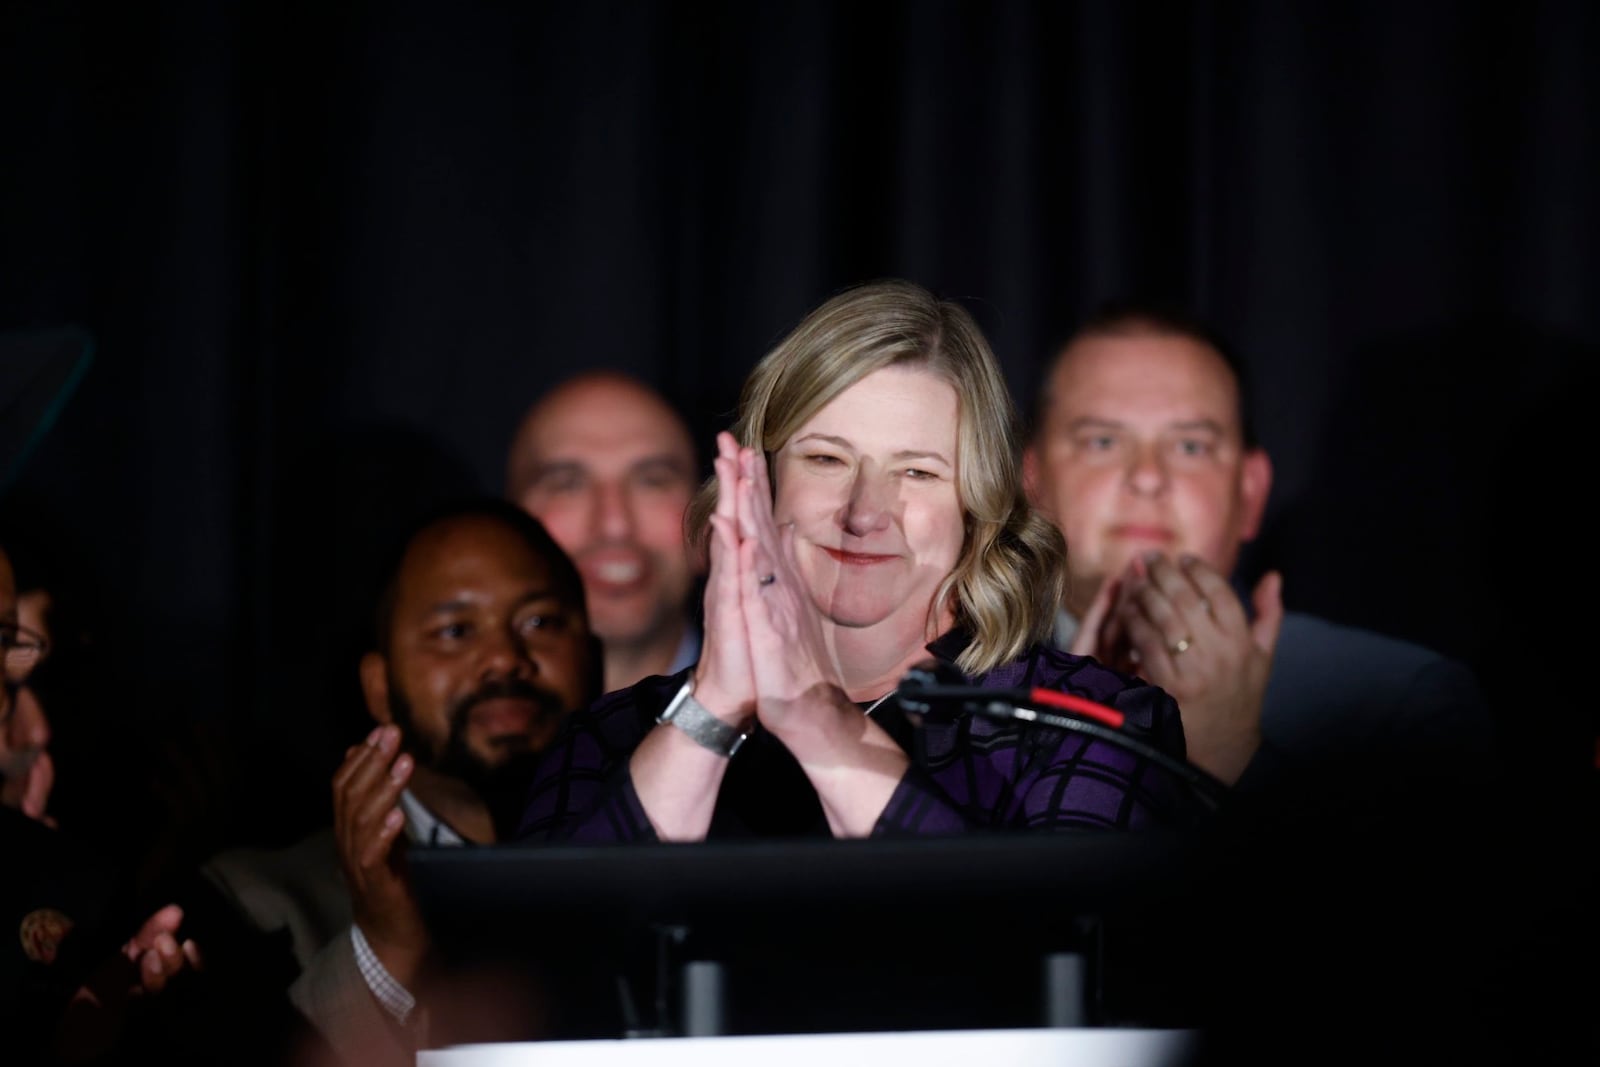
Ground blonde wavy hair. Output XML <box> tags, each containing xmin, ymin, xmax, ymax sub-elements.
<box><xmin>687</xmin><ymin>278</ymin><xmax>1063</xmax><ymax>676</ymax></box>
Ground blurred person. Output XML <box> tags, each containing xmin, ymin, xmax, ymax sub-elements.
<box><xmin>0</xmin><ymin>502</ymin><xmax>131</xmax><ymax>846</ymax></box>
<box><xmin>505</xmin><ymin>371</ymin><xmax>702</xmax><ymax>694</ymax></box>
<box><xmin>0</xmin><ymin>506</ymin><xmax>209</xmax><ymax>901</ymax></box>
<box><xmin>1022</xmin><ymin>303</ymin><xmax>1496</xmax><ymax>801</ymax></box>
<box><xmin>1</xmin><ymin>588</ymin><xmax>52</xmax><ymax>822</ymax></box>
<box><xmin>182</xmin><ymin>498</ymin><xmax>601</xmax><ymax>1065</ymax></box>
<box><xmin>2</xmin><ymin>541</ymin><xmax>200</xmax><ymax>1064</ymax></box>
<box><xmin>1</xmin><ymin>330</ymin><xmax>201</xmax><ymax>1060</ymax></box>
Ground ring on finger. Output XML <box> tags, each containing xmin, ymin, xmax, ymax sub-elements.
<box><xmin>757</xmin><ymin>573</ymin><xmax>777</xmax><ymax>587</ymax></box>
<box><xmin>1169</xmin><ymin>635</ymin><xmax>1193</xmax><ymax>656</ymax></box>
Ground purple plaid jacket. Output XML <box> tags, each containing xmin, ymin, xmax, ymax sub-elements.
<box><xmin>516</xmin><ymin>630</ymin><xmax>1205</xmax><ymax>842</ymax></box>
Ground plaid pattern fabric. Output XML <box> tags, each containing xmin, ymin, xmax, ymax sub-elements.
<box><xmin>348</xmin><ymin>790</ymin><xmax>463</xmax><ymax>1024</ymax></box>
<box><xmin>517</xmin><ymin>632</ymin><xmax>1204</xmax><ymax>842</ymax></box>
<box><xmin>350</xmin><ymin>923</ymin><xmax>415</xmax><ymax>1023</ymax></box>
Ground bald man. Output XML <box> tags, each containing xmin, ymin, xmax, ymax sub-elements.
<box><xmin>505</xmin><ymin>372</ymin><xmax>703</xmax><ymax>695</ymax></box>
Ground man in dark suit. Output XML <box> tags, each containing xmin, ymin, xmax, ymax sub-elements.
<box><xmin>1020</xmin><ymin>303</ymin><xmax>1514</xmax><ymax>1064</ymax></box>
<box><xmin>1021</xmin><ymin>303</ymin><xmax>1495</xmax><ymax>799</ymax></box>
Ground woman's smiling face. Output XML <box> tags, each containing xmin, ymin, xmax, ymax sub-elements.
<box><xmin>772</xmin><ymin>363</ymin><xmax>965</xmax><ymax>637</ymax></box>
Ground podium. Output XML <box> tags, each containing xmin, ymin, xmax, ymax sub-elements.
<box><xmin>409</xmin><ymin>828</ymin><xmax>1215</xmax><ymax>1044</ymax></box>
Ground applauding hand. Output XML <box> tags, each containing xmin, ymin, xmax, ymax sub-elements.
<box><xmin>1075</xmin><ymin>553</ymin><xmax>1282</xmax><ymax>785</ymax></box>
<box><xmin>333</xmin><ymin>725</ymin><xmax>428</xmax><ymax>988</ymax></box>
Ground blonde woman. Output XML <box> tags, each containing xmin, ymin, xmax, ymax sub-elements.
<box><xmin>520</xmin><ymin>279</ymin><xmax>1203</xmax><ymax>841</ymax></box>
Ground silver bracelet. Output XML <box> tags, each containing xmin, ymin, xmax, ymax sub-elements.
<box><xmin>656</xmin><ymin>678</ymin><xmax>750</xmax><ymax>757</ymax></box>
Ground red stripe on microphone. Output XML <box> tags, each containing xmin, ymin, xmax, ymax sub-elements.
<box><xmin>1027</xmin><ymin>688</ymin><xmax>1126</xmax><ymax>729</ymax></box>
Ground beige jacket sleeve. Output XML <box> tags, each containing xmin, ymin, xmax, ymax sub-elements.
<box><xmin>289</xmin><ymin>929</ymin><xmax>425</xmax><ymax>1067</ymax></box>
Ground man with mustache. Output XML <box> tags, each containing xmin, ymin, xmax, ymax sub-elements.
<box><xmin>193</xmin><ymin>498</ymin><xmax>599</xmax><ymax>1065</ymax></box>
<box><xmin>505</xmin><ymin>371</ymin><xmax>703</xmax><ymax>695</ymax></box>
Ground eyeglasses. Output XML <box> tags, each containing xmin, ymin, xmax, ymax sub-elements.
<box><xmin>1</xmin><ymin>622</ymin><xmax>50</xmax><ymax>684</ymax></box>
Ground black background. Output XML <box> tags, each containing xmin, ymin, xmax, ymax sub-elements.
<box><xmin>1</xmin><ymin>0</ymin><xmax>1594</xmax><ymax>973</ymax></box>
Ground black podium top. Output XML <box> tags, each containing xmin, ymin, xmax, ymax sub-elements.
<box><xmin>410</xmin><ymin>829</ymin><xmax>1215</xmax><ymax>1039</ymax></box>
<box><xmin>412</xmin><ymin>828</ymin><xmax>1206</xmax><ymax>950</ymax></box>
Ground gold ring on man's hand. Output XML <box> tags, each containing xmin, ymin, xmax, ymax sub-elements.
<box><xmin>1170</xmin><ymin>636</ymin><xmax>1193</xmax><ymax>655</ymax></box>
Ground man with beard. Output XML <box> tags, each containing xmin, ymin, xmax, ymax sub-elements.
<box><xmin>504</xmin><ymin>371</ymin><xmax>703</xmax><ymax>695</ymax></box>
<box><xmin>188</xmin><ymin>498</ymin><xmax>599</xmax><ymax>1065</ymax></box>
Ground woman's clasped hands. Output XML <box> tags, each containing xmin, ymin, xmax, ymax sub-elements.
<box><xmin>697</xmin><ymin>432</ymin><xmax>844</xmax><ymax>742</ymax></box>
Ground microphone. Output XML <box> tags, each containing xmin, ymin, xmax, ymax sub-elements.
<box><xmin>894</xmin><ymin>660</ymin><xmax>1227</xmax><ymax>811</ymax></box>
<box><xmin>895</xmin><ymin>660</ymin><xmax>1125</xmax><ymax>729</ymax></box>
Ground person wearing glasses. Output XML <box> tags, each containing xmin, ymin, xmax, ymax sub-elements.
<box><xmin>1</xmin><ymin>595</ymin><xmax>53</xmax><ymax>823</ymax></box>
<box><xmin>1</xmin><ymin>540</ymin><xmax>200</xmax><ymax>1063</ymax></box>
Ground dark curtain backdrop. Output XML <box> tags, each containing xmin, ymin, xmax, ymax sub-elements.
<box><xmin>1</xmin><ymin>1</ymin><xmax>1595</xmax><ymax>842</ymax></box>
